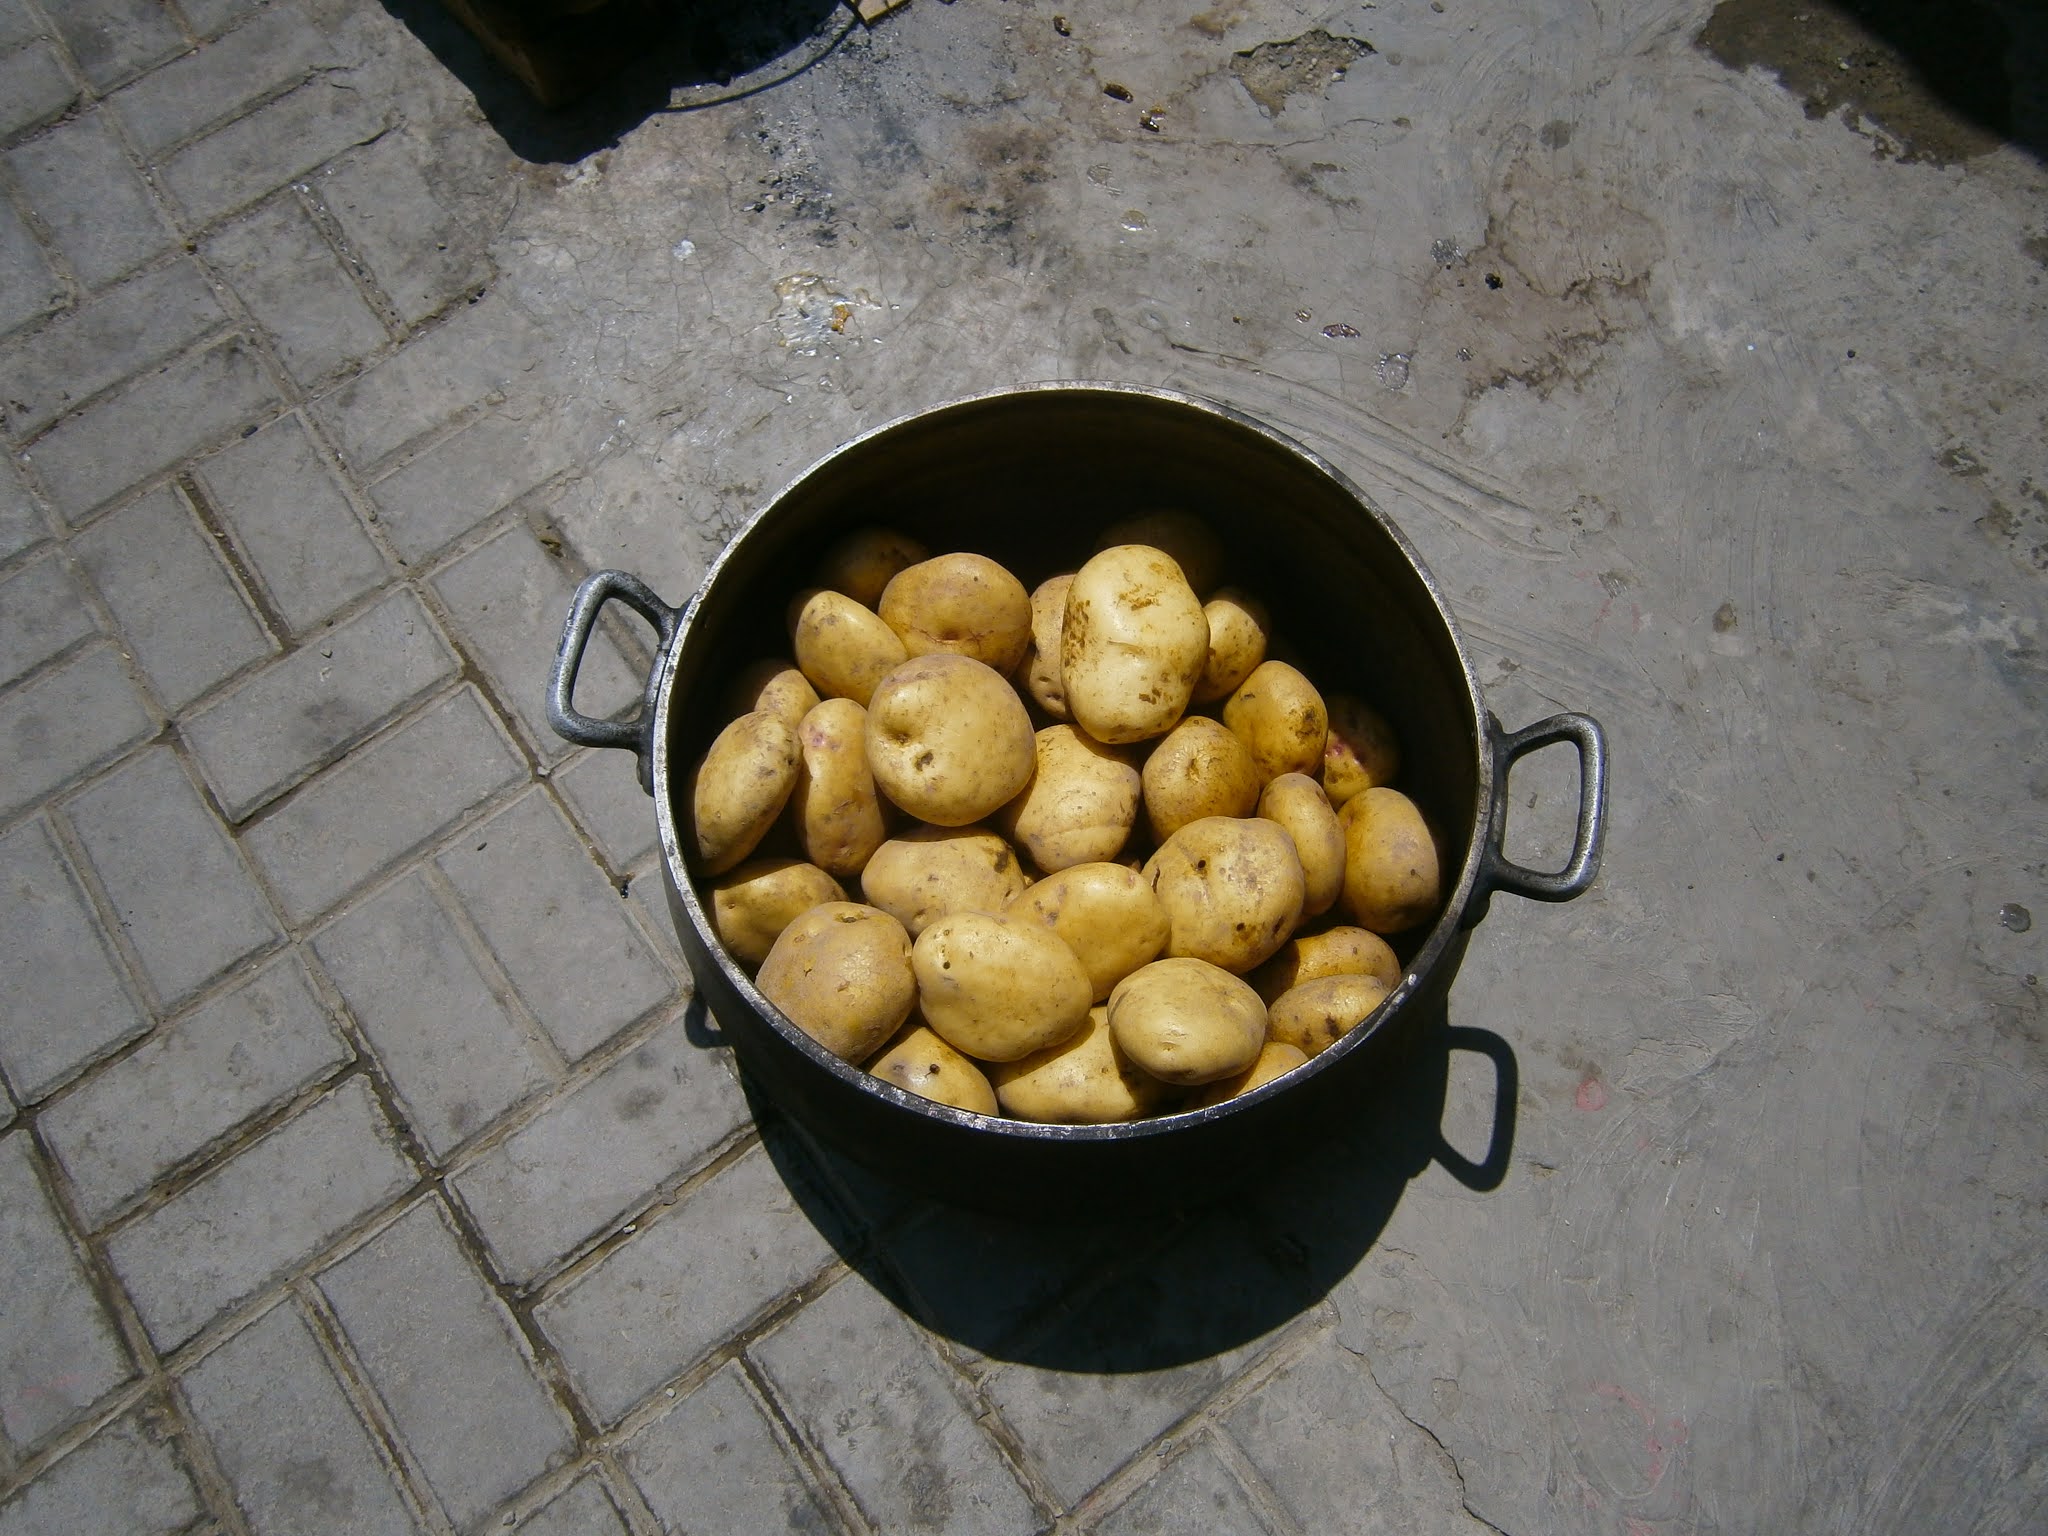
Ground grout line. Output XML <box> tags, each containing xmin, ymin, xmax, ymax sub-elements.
<box><xmin>174</xmin><ymin>472</ymin><xmax>290</xmax><ymax>646</ymax></box>
<box><xmin>416</xmin><ymin>861</ymin><xmax>572</xmax><ymax>1080</ymax></box>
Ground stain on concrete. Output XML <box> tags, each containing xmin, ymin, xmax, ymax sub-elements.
<box><xmin>1231</xmin><ymin>30</ymin><xmax>1373</xmax><ymax>119</ymax></box>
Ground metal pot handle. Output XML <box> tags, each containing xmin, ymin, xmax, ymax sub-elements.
<box><xmin>545</xmin><ymin>569</ymin><xmax>681</xmax><ymax>794</ymax></box>
<box><xmin>1473</xmin><ymin>711</ymin><xmax>1608</xmax><ymax>916</ymax></box>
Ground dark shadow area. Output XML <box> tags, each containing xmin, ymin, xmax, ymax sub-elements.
<box><xmin>379</xmin><ymin>0</ymin><xmax>853</xmax><ymax>163</ymax></box>
<box><xmin>751</xmin><ymin>1000</ymin><xmax>1522</xmax><ymax>1373</ymax></box>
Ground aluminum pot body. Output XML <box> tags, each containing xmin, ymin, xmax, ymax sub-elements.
<box><xmin>549</xmin><ymin>385</ymin><xmax>1605</xmax><ymax>1216</ymax></box>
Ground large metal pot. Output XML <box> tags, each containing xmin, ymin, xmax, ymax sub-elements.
<box><xmin>547</xmin><ymin>385</ymin><xmax>1606</xmax><ymax>1215</ymax></box>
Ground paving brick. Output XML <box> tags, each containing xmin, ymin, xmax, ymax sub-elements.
<box><xmin>512</xmin><ymin>1476</ymin><xmax>630</xmax><ymax>1536</ymax></box>
<box><xmin>159</xmin><ymin>77</ymin><xmax>388</xmax><ymax>227</ymax></box>
<box><xmin>178</xmin><ymin>1300</ymin><xmax>418</xmax><ymax>1536</ymax></box>
<box><xmin>0</xmin><ymin>40</ymin><xmax>79</xmax><ymax>141</ymax></box>
<box><xmin>319</xmin><ymin>1199</ymin><xmax>574</xmax><ymax>1529</ymax></box>
<box><xmin>45</xmin><ymin>0</ymin><xmax>187</xmax><ymax>90</ymax></box>
<box><xmin>438</xmin><ymin>790</ymin><xmax>671</xmax><ymax>1058</ymax></box>
<box><xmin>4</xmin><ymin>112</ymin><xmax>172</xmax><ymax>291</ymax></box>
<box><xmin>24</xmin><ymin>336</ymin><xmax>277</xmax><ymax>522</ymax></box>
<box><xmin>0</xmin><ymin>553</ymin><xmax>97</xmax><ymax>689</ymax></box>
<box><xmin>0</xmin><ymin>1131</ymin><xmax>133</xmax><ymax>1450</ymax></box>
<box><xmin>72</xmin><ymin>485</ymin><xmax>274</xmax><ymax>711</ymax></box>
<box><xmin>450</xmin><ymin>1011</ymin><xmax>749</xmax><ymax>1284</ymax></box>
<box><xmin>1095</xmin><ymin>1445</ymin><xmax>1269</xmax><ymax>1536</ymax></box>
<box><xmin>191</xmin><ymin>414</ymin><xmax>386</xmax><ymax>634</ymax></box>
<box><xmin>65</xmin><ymin>746</ymin><xmax>280</xmax><ymax>1007</ymax></box>
<box><xmin>241</xmin><ymin>685</ymin><xmax>523</xmax><ymax>926</ymax></box>
<box><xmin>536</xmin><ymin>1143</ymin><xmax>836</xmax><ymax>1424</ymax></box>
<box><xmin>0</xmin><ymin>643</ymin><xmax>154</xmax><ymax>822</ymax></box>
<box><xmin>751</xmin><ymin>1270</ymin><xmax>1043</xmax><ymax>1536</ymax></box>
<box><xmin>552</xmin><ymin>748</ymin><xmax>658</xmax><ymax>872</ymax></box>
<box><xmin>201</xmin><ymin>194</ymin><xmax>388</xmax><ymax>389</ymax></box>
<box><xmin>312</xmin><ymin>869</ymin><xmax>553</xmax><ymax>1159</ymax></box>
<box><xmin>626</xmin><ymin>862</ymin><xmax>682</xmax><ymax>960</ymax></box>
<box><xmin>622</xmin><ymin>1361</ymin><xmax>833</xmax><ymax>1534</ymax></box>
<box><xmin>40</xmin><ymin>953</ymin><xmax>350</xmax><ymax>1226</ymax></box>
<box><xmin>0</xmin><ymin>259</ymin><xmax>227</xmax><ymax>440</ymax></box>
<box><xmin>0</xmin><ymin>193</ymin><xmax>65</xmax><ymax>341</ymax></box>
<box><xmin>106</xmin><ymin>1075</ymin><xmax>415</xmax><ymax>1350</ymax></box>
<box><xmin>370</xmin><ymin>410</ymin><xmax>562</xmax><ymax>565</ymax></box>
<box><xmin>0</xmin><ymin>1408</ymin><xmax>201</xmax><ymax>1536</ymax></box>
<box><xmin>432</xmin><ymin>526</ymin><xmax>642</xmax><ymax>763</ymax></box>
<box><xmin>312</xmin><ymin>134</ymin><xmax>489</xmax><ymax>327</ymax></box>
<box><xmin>0</xmin><ymin>817</ymin><xmax>145</xmax><ymax>1101</ymax></box>
<box><xmin>0</xmin><ymin>3</ymin><xmax>40</xmax><ymax>50</ymax></box>
<box><xmin>182</xmin><ymin>587</ymin><xmax>457</xmax><ymax>820</ymax></box>
<box><xmin>181</xmin><ymin>0</ymin><xmax>267</xmax><ymax>37</ymax></box>
<box><xmin>110</xmin><ymin>1</ymin><xmax>333</xmax><ymax>154</ymax></box>
<box><xmin>0</xmin><ymin>457</ymin><xmax>46</xmax><ymax>559</ymax></box>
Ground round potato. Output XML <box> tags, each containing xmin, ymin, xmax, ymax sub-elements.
<box><xmin>1144</xmin><ymin>816</ymin><xmax>1305</xmax><ymax>973</ymax></box>
<box><xmin>1140</xmin><ymin>716</ymin><xmax>1260</xmax><ymax>843</ymax></box>
<box><xmin>1341</xmin><ymin>787</ymin><xmax>1442</xmax><ymax>934</ymax></box>
<box><xmin>860</xmin><ymin>824</ymin><xmax>1031</xmax><ymax>938</ymax></box>
<box><xmin>1193</xmin><ymin>1040</ymin><xmax>1310</xmax><ymax>1108</ymax></box>
<box><xmin>1193</xmin><ymin>588</ymin><xmax>1270</xmax><ymax>703</ymax></box>
<box><xmin>1095</xmin><ymin>511</ymin><xmax>1224</xmax><ymax>594</ymax></box>
<box><xmin>788</xmin><ymin>588</ymin><xmax>908</xmax><ymax>706</ymax></box>
<box><xmin>997</xmin><ymin>725</ymin><xmax>1141</xmax><ymax>872</ymax></box>
<box><xmin>1323</xmin><ymin>693</ymin><xmax>1401</xmax><ymax>806</ymax></box>
<box><xmin>867</xmin><ymin>1020</ymin><xmax>998</xmax><ymax>1115</ymax></box>
<box><xmin>1017</xmin><ymin>573</ymin><xmax>1074</xmax><ymax>720</ymax></box>
<box><xmin>864</xmin><ymin>654</ymin><xmax>1035</xmax><ymax>826</ymax></box>
<box><xmin>1251</xmin><ymin>925</ymin><xmax>1402</xmax><ymax>1003</ymax></box>
<box><xmin>791</xmin><ymin>698</ymin><xmax>887</xmax><ymax>878</ymax></box>
<box><xmin>687</xmin><ymin>710</ymin><xmax>801</xmax><ymax>875</ymax></box>
<box><xmin>912</xmin><ymin>912</ymin><xmax>1093</xmax><ymax>1062</ymax></box>
<box><xmin>1223</xmin><ymin>660</ymin><xmax>1329</xmax><ymax>782</ymax></box>
<box><xmin>1257</xmin><ymin>772</ymin><xmax>1345</xmax><ymax>916</ymax></box>
<box><xmin>1006</xmin><ymin>862</ymin><xmax>1170</xmax><ymax>1001</ymax></box>
<box><xmin>725</xmin><ymin>659</ymin><xmax>820</xmax><ymax>733</ymax></box>
<box><xmin>1107</xmin><ymin>957</ymin><xmax>1267</xmax><ymax>1085</ymax></box>
<box><xmin>1060</xmin><ymin>545</ymin><xmax>1209</xmax><ymax>744</ymax></box>
<box><xmin>708</xmin><ymin>858</ymin><xmax>846</xmax><ymax>969</ymax></box>
<box><xmin>1267</xmin><ymin>973</ymin><xmax>1391</xmax><ymax>1057</ymax></box>
<box><xmin>991</xmin><ymin>1007</ymin><xmax>1170</xmax><ymax>1123</ymax></box>
<box><xmin>816</xmin><ymin>526</ymin><xmax>929</xmax><ymax>609</ymax></box>
<box><xmin>878</xmin><ymin>552</ymin><xmax>1033</xmax><ymax>673</ymax></box>
<box><xmin>756</xmin><ymin>902</ymin><xmax>916</xmax><ymax>1062</ymax></box>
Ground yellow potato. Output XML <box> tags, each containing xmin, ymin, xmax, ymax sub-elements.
<box><xmin>1060</xmin><ymin>545</ymin><xmax>1209</xmax><ymax>744</ymax></box>
<box><xmin>864</xmin><ymin>654</ymin><xmax>1035</xmax><ymax>825</ymax></box>
<box><xmin>1016</xmin><ymin>573</ymin><xmax>1074</xmax><ymax>720</ymax></box>
<box><xmin>1323</xmin><ymin>693</ymin><xmax>1401</xmax><ymax>806</ymax></box>
<box><xmin>791</xmin><ymin>698</ymin><xmax>887</xmax><ymax>878</ymax></box>
<box><xmin>991</xmin><ymin>1007</ymin><xmax>1170</xmax><ymax>1123</ymax></box>
<box><xmin>686</xmin><ymin>710</ymin><xmax>801</xmax><ymax>875</ymax></box>
<box><xmin>1006</xmin><ymin>861</ymin><xmax>1170</xmax><ymax>1001</ymax></box>
<box><xmin>867</xmin><ymin>1020</ymin><xmax>999</xmax><ymax>1115</ymax></box>
<box><xmin>1341</xmin><ymin>787</ymin><xmax>1442</xmax><ymax>934</ymax></box>
<box><xmin>997</xmin><ymin>725</ymin><xmax>1142</xmax><ymax>872</ymax></box>
<box><xmin>860</xmin><ymin>824</ymin><xmax>1031</xmax><ymax>938</ymax></box>
<box><xmin>815</xmin><ymin>526</ymin><xmax>930</xmax><ymax>609</ymax></box>
<box><xmin>756</xmin><ymin>902</ymin><xmax>916</xmax><ymax>1062</ymax></box>
<box><xmin>1257</xmin><ymin>772</ymin><xmax>1346</xmax><ymax>917</ymax></box>
<box><xmin>912</xmin><ymin>912</ymin><xmax>1093</xmax><ymax>1062</ymax></box>
<box><xmin>1140</xmin><ymin>716</ymin><xmax>1260</xmax><ymax>843</ymax></box>
<box><xmin>1251</xmin><ymin>925</ymin><xmax>1402</xmax><ymax>1003</ymax></box>
<box><xmin>1095</xmin><ymin>510</ymin><xmax>1224</xmax><ymax>594</ymax></box>
<box><xmin>1267</xmin><ymin>973</ymin><xmax>1391</xmax><ymax>1057</ymax></box>
<box><xmin>724</xmin><ymin>659</ymin><xmax>820</xmax><ymax>733</ymax></box>
<box><xmin>1223</xmin><ymin>660</ymin><xmax>1329</xmax><ymax>782</ymax></box>
<box><xmin>708</xmin><ymin>858</ymin><xmax>847</xmax><ymax>969</ymax></box>
<box><xmin>1192</xmin><ymin>588</ymin><xmax>1270</xmax><ymax>703</ymax></box>
<box><xmin>1106</xmin><ymin>957</ymin><xmax>1267</xmax><ymax>1085</ymax></box>
<box><xmin>1143</xmin><ymin>816</ymin><xmax>1305</xmax><ymax>973</ymax></box>
<box><xmin>878</xmin><ymin>552</ymin><xmax>1033</xmax><ymax>673</ymax></box>
<box><xmin>788</xmin><ymin>588</ymin><xmax>908</xmax><ymax>706</ymax></box>
<box><xmin>1193</xmin><ymin>1040</ymin><xmax>1310</xmax><ymax>1107</ymax></box>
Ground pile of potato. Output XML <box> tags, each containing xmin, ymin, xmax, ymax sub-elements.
<box><xmin>686</xmin><ymin>512</ymin><xmax>1442</xmax><ymax>1124</ymax></box>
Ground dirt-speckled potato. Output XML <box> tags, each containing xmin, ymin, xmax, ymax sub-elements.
<box><xmin>756</xmin><ymin>902</ymin><xmax>916</xmax><ymax>1062</ymax></box>
<box><xmin>991</xmin><ymin>1007</ymin><xmax>1171</xmax><ymax>1123</ymax></box>
<box><xmin>1140</xmin><ymin>716</ymin><xmax>1261</xmax><ymax>843</ymax></box>
<box><xmin>1006</xmin><ymin>862</ymin><xmax>1170</xmax><ymax>1001</ymax></box>
<box><xmin>790</xmin><ymin>698</ymin><xmax>887</xmax><ymax>878</ymax></box>
<box><xmin>788</xmin><ymin>588</ymin><xmax>908</xmax><ymax>707</ymax></box>
<box><xmin>1223</xmin><ymin>660</ymin><xmax>1329</xmax><ymax>782</ymax></box>
<box><xmin>1017</xmin><ymin>573</ymin><xmax>1074</xmax><ymax>720</ymax></box>
<box><xmin>687</xmin><ymin>710</ymin><xmax>801</xmax><ymax>875</ymax></box>
<box><xmin>725</xmin><ymin>659</ymin><xmax>820</xmax><ymax>733</ymax></box>
<box><xmin>1193</xmin><ymin>1040</ymin><xmax>1310</xmax><ymax>1107</ymax></box>
<box><xmin>1257</xmin><ymin>772</ymin><xmax>1346</xmax><ymax>916</ymax></box>
<box><xmin>864</xmin><ymin>654</ymin><xmax>1035</xmax><ymax>826</ymax></box>
<box><xmin>997</xmin><ymin>725</ymin><xmax>1141</xmax><ymax>872</ymax></box>
<box><xmin>1193</xmin><ymin>588</ymin><xmax>1271</xmax><ymax>703</ymax></box>
<box><xmin>1267</xmin><ymin>973</ymin><xmax>1391</xmax><ymax>1057</ymax></box>
<box><xmin>1251</xmin><ymin>925</ymin><xmax>1402</xmax><ymax>1003</ymax></box>
<box><xmin>860</xmin><ymin>824</ymin><xmax>1031</xmax><ymax>938</ymax></box>
<box><xmin>1061</xmin><ymin>545</ymin><xmax>1210</xmax><ymax>744</ymax></box>
<box><xmin>1341</xmin><ymin>786</ymin><xmax>1442</xmax><ymax>934</ymax></box>
<box><xmin>878</xmin><ymin>552</ymin><xmax>1033</xmax><ymax>673</ymax></box>
<box><xmin>1095</xmin><ymin>511</ymin><xmax>1224</xmax><ymax>595</ymax></box>
<box><xmin>1143</xmin><ymin>816</ymin><xmax>1305</xmax><ymax>973</ymax></box>
<box><xmin>708</xmin><ymin>858</ymin><xmax>846</xmax><ymax>969</ymax></box>
<box><xmin>912</xmin><ymin>912</ymin><xmax>1093</xmax><ymax>1062</ymax></box>
<box><xmin>815</xmin><ymin>527</ymin><xmax>930</xmax><ymax>609</ymax></box>
<box><xmin>1323</xmin><ymin>693</ymin><xmax>1401</xmax><ymax>806</ymax></box>
<box><xmin>1106</xmin><ymin>956</ymin><xmax>1267</xmax><ymax>1085</ymax></box>
<box><xmin>867</xmin><ymin>1020</ymin><xmax>998</xmax><ymax>1114</ymax></box>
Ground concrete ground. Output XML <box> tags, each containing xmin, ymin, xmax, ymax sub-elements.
<box><xmin>1</xmin><ymin>0</ymin><xmax>2044</xmax><ymax>1531</ymax></box>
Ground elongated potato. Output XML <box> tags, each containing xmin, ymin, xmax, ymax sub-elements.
<box><xmin>687</xmin><ymin>710</ymin><xmax>801</xmax><ymax>875</ymax></box>
<box><xmin>1193</xmin><ymin>588</ymin><xmax>1270</xmax><ymax>703</ymax></box>
<box><xmin>913</xmin><ymin>912</ymin><xmax>1093</xmax><ymax>1062</ymax></box>
<box><xmin>789</xmin><ymin>588</ymin><xmax>908</xmax><ymax>706</ymax></box>
<box><xmin>709</xmin><ymin>858</ymin><xmax>846</xmax><ymax>969</ymax></box>
<box><xmin>1006</xmin><ymin>862</ymin><xmax>1170</xmax><ymax>1001</ymax></box>
<box><xmin>1144</xmin><ymin>816</ymin><xmax>1305</xmax><ymax>973</ymax></box>
<box><xmin>878</xmin><ymin>552</ymin><xmax>1033</xmax><ymax>673</ymax></box>
<box><xmin>1193</xmin><ymin>1040</ymin><xmax>1310</xmax><ymax>1107</ymax></box>
<box><xmin>1140</xmin><ymin>716</ymin><xmax>1260</xmax><ymax>843</ymax></box>
<box><xmin>1095</xmin><ymin>511</ymin><xmax>1224</xmax><ymax>594</ymax></box>
<box><xmin>1061</xmin><ymin>545</ymin><xmax>1209</xmax><ymax>744</ymax></box>
<box><xmin>1341</xmin><ymin>786</ymin><xmax>1442</xmax><ymax>934</ymax></box>
<box><xmin>1267</xmin><ymin>973</ymin><xmax>1391</xmax><ymax>1057</ymax></box>
<box><xmin>997</xmin><ymin>725</ymin><xmax>1141</xmax><ymax>872</ymax></box>
<box><xmin>867</xmin><ymin>1020</ymin><xmax>999</xmax><ymax>1114</ymax></box>
<box><xmin>725</xmin><ymin>659</ymin><xmax>820</xmax><ymax>733</ymax></box>
<box><xmin>1017</xmin><ymin>573</ymin><xmax>1074</xmax><ymax>720</ymax></box>
<box><xmin>790</xmin><ymin>698</ymin><xmax>887</xmax><ymax>877</ymax></box>
<box><xmin>1251</xmin><ymin>925</ymin><xmax>1402</xmax><ymax>1003</ymax></box>
<box><xmin>756</xmin><ymin>902</ymin><xmax>916</xmax><ymax>1062</ymax></box>
<box><xmin>1257</xmin><ymin>772</ymin><xmax>1345</xmax><ymax>916</ymax></box>
<box><xmin>860</xmin><ymin>824</ymin><xmax>1031</xmax><ymax>938</ymax></box>
<box><xmin>816</xmin><ymin>526</ymin><xmax>929</xmax><ymax>609</ymax></box>
<box><xmin>1323</xmin><ymin>693</ymin><xmax>1401</xmax><ymax>806</ymax></box>
<box><xmin>1107</xmin><ymin>957</ymin><xmax>1266</xmax><ymax>1085</ymax></box>
<box><xmin>991</xmin><ymin>1007</ymin><xmax>1169</xmax><ymax>1123</ymax></box>
<box><xmin>1223</xmin><ymin>660</ymin><xmax>1328</xmax><ymax>782</ymax></box>
<box><xmin>865</xmin><ymin>654</ymin><xmax>1035</xmax><ymax>826</ymax></box>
